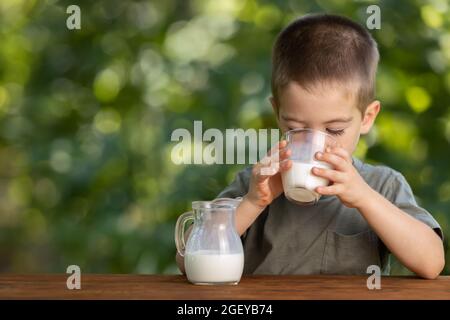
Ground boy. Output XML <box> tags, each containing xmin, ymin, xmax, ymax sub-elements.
<box><xmin>176</xmin><ymin>14</ymin><xmax>444</xmax><ymax>278</ymax></box>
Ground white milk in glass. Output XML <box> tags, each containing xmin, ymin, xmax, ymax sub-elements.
<box><xmin>185</xmin><ymin>250</ymin><xmax>244</xmax><ymax>284</ymax></box>
<box><xmin>282</xmin><ymin>161</ymin><xmax>331</xmax><ymax>203</ymax></box>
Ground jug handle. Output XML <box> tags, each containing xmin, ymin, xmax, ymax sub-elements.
<box><xmin>175</xmin><ymin>211</ymin><xmax>194</xmax><ymax>257</ymax></box>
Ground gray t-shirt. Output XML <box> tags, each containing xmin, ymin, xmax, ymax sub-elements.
<box><xmin>216</xmin><ymin>157</ymin><xmax>443</xmax><ymax>275</ymax></box>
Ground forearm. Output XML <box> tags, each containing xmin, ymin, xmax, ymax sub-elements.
<box><xmin>357</xmin><ymin>189</ymin><xmax>444</xmax><ymax>279</ymax></box>
<box><xmin>235</xmin><ymin>195</ymin><xmax>266</xmax><ymax>236</ymax></box>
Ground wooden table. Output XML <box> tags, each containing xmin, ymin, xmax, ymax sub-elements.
<box><xmin>0</xmin><ymin>274</ymin><xmax>449</xmax><ymax>300</ymax></box>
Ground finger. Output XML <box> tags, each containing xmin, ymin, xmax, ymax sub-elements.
<box><xmin>328</xmin><ymin>146</ymin><xmax>351</xmax><ymax>162</ymax></box>
<box><xmin>254</xmin><ymin>160</ymin><xmax>279</xmax><ymax>179</ymax></box>
<box><xmin>315</xmin><ymin>184</ymin><xmax>342</xmax><ymax>195</ymax></box>
<box><xmin>261</xmin><ymin>140</ymin><xmax>287</xmax><ymax>166</ymax></box>
<box><xmin>315</xmin><ymin>151</ymin><xmax>348</xmax><ymax>171</ymax></box>
<box><xmin>279</xmin><ymin>139</ymin><xmax>288</xmax><ymax>149</ymax></box>
<box><xmin>260</xmin><ymin>153</ymin><xmax>275</xmax><ymax>166</ymax></box>
<box><xmin>312</xmin><ymin>167</ymin><xmax>345</xmax><ymax>183</ymax></box>
<box><xmin>279</xmin><ymin>147</ymin><xmax>291</xmax><ymax>161</ymax></box>
<box><xmin>279</xmin><ymin>159</ymin><xmax>292</xmax><ymax>172</ymax></box>
<box><xmin>260</xmin><ymin>150</ymin><xmax>281</xmax><ymax>167</ymax></box>
<box><xmin>252</xmin><ymin>163</ymin><xmax>269</xmax><ymax>181</ymax></box>
<box><xmin>267</xmin><ymin>140</ymin><xmax>287</xmax><ymax>156</ymax></box>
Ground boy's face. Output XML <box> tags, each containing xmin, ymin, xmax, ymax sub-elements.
<box><xmin>271</xmin><ymin>81</ymin><xmax>380</xmax><ymax>156</ymax></box>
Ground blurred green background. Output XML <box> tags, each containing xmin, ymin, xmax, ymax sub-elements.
<box><xmin>0</xmin><ymin>0</ymin><xmax>449</xmax><ymax>275</ymax></box>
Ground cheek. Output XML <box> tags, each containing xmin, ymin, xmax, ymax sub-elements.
<box><xmin>334</xmin><ymin>127</ymin><xmax>360</xmax><ymax>154</ymax></box>
<box><xmin>347</xmin><ymin>128</ymin><xmax>362</xmax><ymax>155</ymax></box>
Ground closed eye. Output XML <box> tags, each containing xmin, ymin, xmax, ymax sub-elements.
<box><xmin>326</xmin><ymin>128</ymin><xmax>345</xmax><ymax>136</ymax></box>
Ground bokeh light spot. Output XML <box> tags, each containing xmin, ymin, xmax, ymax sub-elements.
<box><xmin>405</xmin><ymin>86</ymin><xmax>432</xmax><ymax>113</ymax></box>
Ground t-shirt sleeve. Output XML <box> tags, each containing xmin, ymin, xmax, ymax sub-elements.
<box><xmin>383</xmin><ymin>171</ymin><xmax>443</xmax><ymax>241</ymax></box>
<box><xmin>216</xmin><ymin>167</ymin><xmax>252</xmax><ymax>240</ymax></box>
<box><xmin>216</xmin><ymin>167</ymin><xmax>252</xmax><ymax>199</ymax></box>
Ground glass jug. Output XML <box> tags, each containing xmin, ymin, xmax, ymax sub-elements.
<box><xmin>175</xmin><ymin>198</ymin><xmax>244</xmax><ymax>285</ymax></box>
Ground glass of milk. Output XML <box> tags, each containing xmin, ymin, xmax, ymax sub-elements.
<box><xmin>281</xmin><ymin>128</ymin><xmax>337</xmax><ymax>205</ymax></box>
<box><xmin>175</xmin><ymin>198</ymin><xmax>244</xmax><ymax>285</ymax></box>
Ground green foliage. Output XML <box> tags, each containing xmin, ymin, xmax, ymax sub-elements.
<box><xmin>0</xmin><ymin>0</ymin><xmax>449</xmax><ymax>275</ymax></box>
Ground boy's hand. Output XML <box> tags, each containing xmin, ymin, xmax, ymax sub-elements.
<box><xmin>245</xmin><ymin>140</ymin><xmax>292</xmax><ymax>209</ymax></box>
<box><xmin>312</xmin><ymin>146</ymin><xmax>372</xmax><ymax>209</ymax></box>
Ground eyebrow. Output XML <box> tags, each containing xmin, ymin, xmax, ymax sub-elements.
<box><xmin>281</xmin><ymin>116</ymin><xmax>353</xmax><ymax>125</ymax></box>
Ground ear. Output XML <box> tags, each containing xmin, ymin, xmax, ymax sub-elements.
<box><xmin>360</xmin><ymin>100</ymin><xmax>381</xmax><ymax>135</ymax></box>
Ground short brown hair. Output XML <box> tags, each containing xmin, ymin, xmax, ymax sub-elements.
<box><xmin>271</xmin><ymin>14</ymin><xmax>379</xmax><ymax>112</ymax></box>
